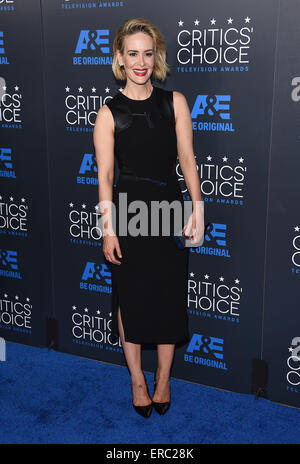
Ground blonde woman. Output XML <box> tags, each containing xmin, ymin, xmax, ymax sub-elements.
<box><xmin>93</xmin><ymin>18</ymin><xmax>204</xmax><ymax>418</ymax></box>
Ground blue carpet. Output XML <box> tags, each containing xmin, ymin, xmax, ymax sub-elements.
<box><xmin>0</xmin><ymin>341</ymin><xmax>300</xmax><ymax>444</ymax></box>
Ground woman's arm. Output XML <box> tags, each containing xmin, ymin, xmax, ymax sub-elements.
<box><xmin>173</xmin><ymin>91</ymin><xmax>204</xmax><ymax>244</ymax></box>
<box><xmin>93</xmin><ymin>104</ymin><xmax>122</xmax><ymax>264</ymax></box>
<box><xmin>93</xmin><ymin>104</ymin><xmax>115</xmax><ymax>234</ymax></box>
<box><xmin>173</xmin><ymin>90</ymin><xmax>202</xmax><ymax>206</ymax></box>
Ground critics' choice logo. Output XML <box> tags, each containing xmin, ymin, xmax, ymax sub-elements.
<box><xmin>286</xmin><ymin>337</ymin><xmax>300</xmax><ymax>392</ymax></box>
<box><xmin>191</xmin><ymin>92</ymin><xmax>234</xmax><ymax>132</ymax></box>
<box><xmin>184</xmin><ymin>333</ymin><xmax>228</xmax><ymax>370</ymax></box>
<box><xmin>188</xmin><ymin>271</ymin><xmax>242</xmax><ymax>324</ymax></box>
<box><xmin>0</xmin><ymin>1</ymin><xmax>15</xmax><ymax>12</ymax></box>
<box><xmin>176</xmin><ymin>16</ymin><xmax>253</xmax><ymax>72</ymax></box>
<box><xmin>177</xmin><ymin>154</ymin><xmax>247</xmax><ymax>206</ymax></box>
<box><xmin>0</xmin><ymin>83</ymin><xmax>22</xmax><ymax>128</ymax></box>
<box><xmin>73</xmin><ymin>29</ymin><xmax>113</xmax><ymax>65</ymax></box>
<box><xmin>68</xmin><ymin>201</ymin><xmax>102</xmax><ymax>246</ymax></box>
<box><xmin>0</xmin><ymin>249</ymin><xmax>21</xmax><ymax>279</ymax></box>
<box><xmin>62</xmin><ymin>0</ymin><xmax>124</xmax><ymax>10</ymax></box>
<box><xmin>0</xmin><ymin>148</ymin><xmax>16</xmax><ymax>178</ymax></box>
<box><xmin>0</xmin><ymin>195</ymin><xmax>28</xmax><ymax>236</ymax></box>
<box><xmin>291</xmin><ymin>226</ymin><xmax>300</xmax><ymax>275</ymax></box>
<box><xmin>0</xmin><ymin>293</ymin><xmax>32</xmax><ymax>334</ymax></box>
<box><xmin>71</xmin><ymin>304</ymin><xmax>122</xmax><ymax>351</ymax></box>
<box><xmin>80</xmin><ymin>260</ymin><xmax>111</xmax><ymax>294</ymax></box>
<box><xmin>65</xmin><ymin>85</ymin><xmax>119</xmax><ymax>131</ymax></box>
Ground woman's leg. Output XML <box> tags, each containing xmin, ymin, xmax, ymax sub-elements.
<box><xmin>117</xmin><ymin>305</ymin><xmax>151</xmax><ymax>406</ymax></box>
<box><xmin>152</xmin><ymin>344</ymin><xmax>175</xmax><ymax>402</ymax></box>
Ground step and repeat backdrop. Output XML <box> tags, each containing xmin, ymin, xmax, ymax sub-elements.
<box><xmin>0</xmin><ymin>0</ymin><xmax>53</xmax><ymax>348</ymax></box>
<box><xmin>1</xmin><ymin>0</ymin><xmax>300</xmax><ymax>410</ymax></box>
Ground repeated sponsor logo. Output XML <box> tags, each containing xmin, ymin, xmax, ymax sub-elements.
<box><xmin>0</xmin><ymin>195</ymin><xmax>29</xmax><ymax>237</ymax></box>
<box><xmin>0</xmin><ymin>249</ymin><xmax>21</xmax><ymax>279</ymax></box>
<box><xmin>176</xmin><ymin>16</ymin><xmax>253</xmax><ymax>73</ymax></box>
<box><xmin>65</xmin><ymin>85</ymin><xmax>114</xmax><ymax>132</ymax></box>
<box><xmin>0</xmin><ymin>81</ymin><xmax>22</xmax><ymax>128</ymax></box>
<box><xmin>184</xmin><ymin>332</ymin><xmax>228</xmax><ymax>370</ymax></box>
<box><xmin>179</xmin><ymin>154</ymin><xmax>247</xmax><ymax>206</ymax></box>
<box><xmin>62</xmin><ymin>0</ymin><xmax>124</xmax><ymax>10</ymax></box>
<box><xmin>286</xmin><ymin>337</ymin><xmax>300</xmax><ymax>393</ymax></box>
<box><xmin>71</xmin><ymin>303</ymin><xmax>122</xmax><ymax>351</ymax></box>
<box><xmin>188</xmin><ymin>271</ymin><xmax>241</xmax><ymax>324</ymax></box>
<box><xmin>0</xmin><ymin>293</ymin><xmax>32</xmax><ymax>335</ymax></box>
<box><xmin>291</xmin><ymin>226</ymin><xmax>300</xmax><ymax>275</ymax></box>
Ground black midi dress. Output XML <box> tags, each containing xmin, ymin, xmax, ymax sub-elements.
<box><xmin>105</xmin><ymin>84</ymin><xmax>190</xmax><ymax>344</ymax></box>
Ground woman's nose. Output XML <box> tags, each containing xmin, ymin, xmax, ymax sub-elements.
<box><xmin>137</xmin><ymin>54</ymin><xmax>145</xmax><ymax>66</ymax></box>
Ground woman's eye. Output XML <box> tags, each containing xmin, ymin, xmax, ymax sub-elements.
<box><xmin>128</xmin><ymin>53</ymin><xmax>153</xmax><ymax>57</ymax></box>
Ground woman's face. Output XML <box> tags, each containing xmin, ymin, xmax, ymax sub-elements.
<box><xmin>118</xmin><ymin>32</ymin><xmax>155</xmax><ymax>84</ymax></box>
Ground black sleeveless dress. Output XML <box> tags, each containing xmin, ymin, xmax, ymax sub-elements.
<box><xmin>106</xmin><ymin>84</ymin><xmax>190</xmax><ymax>344</ymax></box>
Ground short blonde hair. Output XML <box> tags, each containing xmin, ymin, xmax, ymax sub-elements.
<box><xmin>112</xmin><ymin>18</ymin><xmax>170</xmax><ymax>81</ymax></box>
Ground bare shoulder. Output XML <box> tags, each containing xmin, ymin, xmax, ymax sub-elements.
<box><xmin>173</xmin><ymin>90</ymin><xmax>187</xmax><ymax>102</ymax></box>
<box><xmin>96</xmin><ymin>103</ymin><xmax>113</xmax><ymax>120</ymax></box>
<box><xmin>172</xmin><ymin>90</ymin><xmax>189</xmax><ymax>120</ymax></box>
<box><xmin>94</xmin><ymin>103</ymin><xmax>114</xmax><ymax>132</ymax></box>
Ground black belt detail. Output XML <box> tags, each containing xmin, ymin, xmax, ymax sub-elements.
<box><xmin>119</xmin><ymin>173</ymin><xmax>169</xmax><ymax>187</ymax></box>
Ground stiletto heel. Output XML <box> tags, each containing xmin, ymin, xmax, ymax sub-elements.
<box><xmin>152</xmin><ymin>368</ymin><xmax>171</xmax><ymax>415</ymax></box>
<box><xmin>131</xmin><ymin>373</ymin><xmax>153</xmax><ymax>418</ymax></box>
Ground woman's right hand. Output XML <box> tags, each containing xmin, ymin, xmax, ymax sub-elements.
<box><xmin>103</xmin><ymin>235</ymin><xmax>123</xmax><ymax>265</ymax></box>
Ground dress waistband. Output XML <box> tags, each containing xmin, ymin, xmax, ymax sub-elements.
<box><xmin>118</xmin><ymin>172</ymin><xmax>174</xmax><ymax>187</ymax></box>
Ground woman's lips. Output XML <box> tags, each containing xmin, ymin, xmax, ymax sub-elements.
<box><xmin>133</xmin><ymin>69</ymin><xmax>147</xmax><ymax>76</ymax></box>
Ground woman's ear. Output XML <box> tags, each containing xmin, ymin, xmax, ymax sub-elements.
<box><xmin>116</xmin><ymin>50</ymin><xmax>123</xmax><ymax>67</ymax></box>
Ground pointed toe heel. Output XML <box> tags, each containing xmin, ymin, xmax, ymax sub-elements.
<box><xmin>151</xmin><ymin>400</ymin><xmax>170</xmax><ymax>415</ymax></box>
<box><xmin>133</xmin><ymin>402</ymin><xmax>153</xmax><ymax>418</ymax></box>
<box><xmin>152</xmin><ymin>368</ymin><xmax>171</xmax><ymax>416</ymax></box>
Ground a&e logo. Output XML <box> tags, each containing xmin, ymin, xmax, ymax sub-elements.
<box><xmin>184</xmin><ymin>333</ymin><xmax>228</xmax><ymax>370</ymax></box>
<box><xmin>74</xmin><ymin>30</ymin><xmax>112</xmax><ymax>65</ymax></box>
<box><xmin>191</xmin><ymin>93</ymin><xmax>234</xmax><ymax>132</ymax></box>
<box><xmin>0</xmin><ymin>249</ymin><xmax>21</xmax><ymax>279</ymax></box>
<box><xmin>80</xmin><ymin>260</ymin><xmax>111</xmax><ymax>293</ymax></box>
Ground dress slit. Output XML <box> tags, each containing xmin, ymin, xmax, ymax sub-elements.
<box><xmin>111</xmin><ymin>274</ymin><xmax>129</xmax><ymax>342</ymax></box>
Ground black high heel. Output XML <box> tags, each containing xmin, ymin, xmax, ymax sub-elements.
<box><xmin>152</xmin><ymin>368</ymin><xmax>171</xmax><ymax>415</ymax></box>
<box><xmin>131</xmin><ymin>373</ymin><xmax>152</xmax><ymax>419</ymax></box>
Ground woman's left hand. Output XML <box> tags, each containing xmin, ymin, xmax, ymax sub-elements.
<box><xmin>182</xmin><ymin>200</ymin><xmax>205</xmax><ymax>246</ymax></box>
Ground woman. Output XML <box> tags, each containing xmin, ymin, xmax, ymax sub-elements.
<box><xmin>93</xmin><ymin>18</ymin><xmax>204</xmax><ymax>418</ymax></box>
